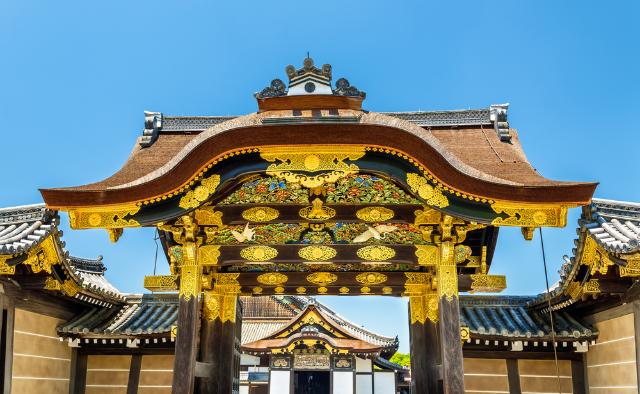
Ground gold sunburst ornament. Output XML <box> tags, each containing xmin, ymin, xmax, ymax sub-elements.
<box><xmin>357</xmin><ymin>245</ymin><xmax>395</xmax><ymax>261</ymax></box>
<box><xmin>299</xmin><ymin>245</ymin><xmax>337</xmax><ymax>261</ymax></box>
<box><xmin>242</xmin><ymin>207</ymin><xmax>280</xmax><ymax>222</ymax></box>
<box><xmin>307</xmin><ymin>272</ymin><xmax>338</xmax><ymax>286</ymax></box>
<box><xmin>356</xmin><ymin>272</ymin><xmax>388</xmax><ymax>285</ymax></box>
<box><xmin>355</xmin><ymin>207</ymin><xmax>395</xmax><ymax>222</ymax></box>
<box><xmin>257</xmin><ymin>273</ymin><xmax>288</xmax><ymax>286</ymax></box>
<box><xmin>240</xmin><ymin>246</ymin><xmax>278</xmax><ymax>262</ymax></box>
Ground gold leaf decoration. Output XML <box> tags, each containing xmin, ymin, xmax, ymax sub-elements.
<box><xmin>253</xmin><ymin>287</ymin><xmax>263</xmax><ymax>294</ymax></box>
<box><xmin>415</xmin><ymin>245</ymin><xmax>438</xmax><ymax>266</ymax></box>
<box><xmin>257</xmin><ymin>273</ymin><xmax>288</xmax><ymax>286</ymax></box>
<box><xmin>179</xmin><ymin>265</ymin><xmax>200</xmax><ymax>301</ymax></box>
<box><xmin>469</xmin><ymin>274</ymin><xmax>506</xmax><ymax>293</ymax></box>
<box><xmin>355</xmin><ymin>272</ymin><xmax>388</xmax><ymax>285</ymax></box>
<box><xmin>299</xmin><ymin>198</ymin><xmax>336</xmax><ymax>221</ymax></box>
<box><xmin>144</xmin><ymin>275</ymin><xmax>179</xmax><ymax>292</ymax></box>
<box><xmin>296</xmin><ymin>287</ymin><xmax>307</xmax><ymax>294</ymax></box>
<box><xmin>317</xmin><ymin>286</ymin><xmax>329</xmax><ymax>294</ymax></box>
<box><xmin>274</xmin><ymin>286</ymin><xmax>285</xmax><ymax>294</ymax></box>
<box><xmin>242</xmin><ymin>207</ymin><xmax>280</xmax><ymax>222</ymax></box>
<box><xmin>68</xmin><ymin>204</ymin><xmax>141</xmax><ymax>229</ymax></box>
<box><xmin>299</xmin><ymin>246</ymin><xmax>337</xmax><ymax>261</ymax></box>
<box><xmin>339</xmin><ymin>287</ymin><xmax>350</xmax><ymax>294</ymax></box>
<box><xmin>356</xmin><ymin>245</ymin><xmax>395</xmax><ymax>261</ymax></box>
<box><xmin>44</xmin><ymin>277</ymin><xmax>61</xmax><ymax>291</ymax></box>
<box><xmin>382</xmin><ymin>286</ymin><xmax>393</xmax><ymax>294</ymax></box>
<box><xmin>240</xmin><ymin>246</ymin><xmax>278</xmax><ymax>262</ymax></box>
<box><xmin>406</xmin><ymin>173</ymin><xmax>449</xmax><ymax>208</ymax></box>
<box><xmin>306</xmin><ymin>272</ymin><xmax>338</xmax><ymax>286</ymax></box>
<box><xmin>198</xmin><ymin>245</ymin><xmax>221</xmax><ymax>266</ymax></box>
<box><xmin>355</xmin><ymin>207</ymin><xmax>395</xmax><ymax>222</ymax></box>
<box><xmin>491</xmin><ymin>202</ymin><xmax>568</xmax><ymax>227</ymax></box>
<box><xmin>361</xmin><ymin>286</ymin><xmax>371</xmax><ymax>294</ymax></box>
<box><xmin>61</xmin><ymin>279</ymin><xmax>81</xmax><ymax>297</ymax></box>
<box><xmin>260</xmin><ymin>146</ymin><xmax>365</xmax><ymax>188</ymax></box>
<box><xmin>179</xmin><ymin>174</ymin><xmax>221</xmax><ymax>210</ymax></box>
<box><xmin>0</xmin><ymin>256</ymin><xmax>15</xmax><ymax>275</ymax></box>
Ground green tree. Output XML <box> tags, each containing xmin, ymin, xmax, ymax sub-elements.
<box><xmin>389</xmin><ymin>352</ymin><xmax>410</xmax><ymax>367</ymax></box>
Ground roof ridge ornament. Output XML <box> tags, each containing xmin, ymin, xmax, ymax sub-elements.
<box><xmin>255</xmin><ymin>58</ymin><xmax>365</xmax><ymax>99</ymax></box>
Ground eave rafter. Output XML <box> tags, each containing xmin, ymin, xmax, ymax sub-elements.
<box><xmin>50</xmin><ymin>144</ymin><xmax>576</xmax><ymax>234</ymax></box>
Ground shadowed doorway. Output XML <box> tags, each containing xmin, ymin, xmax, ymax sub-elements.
<box><xmin>294</xmin><ymin>371</ymin><xmax>330</xmax><ymax>394</ymax></box>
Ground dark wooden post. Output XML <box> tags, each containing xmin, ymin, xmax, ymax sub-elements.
<box><xmin>172</xmin><ymin>292</ymin><xmax>201</xmax><ymax>394</ymax></box>
<box><xmin>408</xmin><ymin>304</ymin><xmax>440</xmax><ymax>393</ymax></box>
<box><xmin>197</xmin><ymin>287</ymin><xmax>242</xmax><ymax>393</ymax></box>
<box><xmin>127</xmin><ymin>354</ymin><xmax>142</xmax><ymax>394</ymax></box>
<box><xmin>506</xmin><ymin>358</ymin><xmax>522</xmax><ymax>394</ymax></box>
<box><xmin>436</xmin><ymin>239</ymin><xmax>465</xmax><ymax>394</ymax></box>
<box><xmin>438</xmin><ymin>296</ymin><xmax>464</xmax><ymax>394</ymax></box>
<box><xmin>69</xmin><ymin>349</ymin><xmax>87</xmax><ymax>394</ymax></box>
<box><xmin>172</xmin><ymin>223</ymin><xmax>203</xmax><ymax>394</ymax></box>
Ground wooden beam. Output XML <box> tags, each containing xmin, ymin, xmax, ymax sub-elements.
<box><xmin>463</xmin><ymin>350</ymin><xmax>582</xmax><ymax>361</ymax></box>
<box><xmin>127</xmin><ymin>354</ymin><xmax>142</xmax><ymax>394</ymax></box>
<box><xmin>0</xmin><ymin>279</ymin><xmax>83</xmax><ymax>320</ymax></box>
<box><xmin>3</xmin><ymin>297</ymin><xmax>14</xmax><ymax>394</ymax></box>
<box><xmin>439</xmin><ymin>296</ymin><xmax>465</xmax><ymax>394</ymax></box>
<box><xmin>506</xmin><ymin>359</ymin><xmax>521</xmax><ymax>394</ymax></box>
<box><xmin>172</xmin><ymin>295</ymin><xmax>200</xmax><ymax>394</ymax></box>
<box><xmin>69</xmin><ymin>349</ymin><xmax>88</xmax><ymax>394</ymax></box>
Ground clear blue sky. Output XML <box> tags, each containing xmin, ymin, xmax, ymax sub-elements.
<box><xmin>1</xmin><ymin>1</ymin><xmax>638</xmax><ymax>353</ymax></box>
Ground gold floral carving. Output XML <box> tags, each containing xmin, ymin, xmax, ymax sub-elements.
<box><xmin>356</xmin><ymin>272</ymin><xmax>388</xmax><ymax>285</ymax></box>
<box><xmin>317</xmin><ymin>286</ymin><xmax>328</xmax><ymax>294</ymax></box>
<box><xmin>240</xmin><ymin>246</ymin><xmax>278</xmax><ymax>262</ymax></box>
<box><xmin>360</xmin><ymin>286</ymin><xmax>371</xmax><ymax>294</ymax></box>
<box><xmin>170</xmin><ymin>326</ymin><xmax>178</xmax><ymax>339</ymax></box>
<box><xmin>198</xmin><ymin>245</ymin><xmax>221</xmax><ymax>266</ymax></box>
<box><xmin>253</xmin><ymin>287</ymin><xmax>263</xmax><ymax>294</ymax></box>
<box><xmin>409</xmin><ymin>293</ymin><xmax>439</xmax><ymax>324</ymax></box>
<box><xmin>491</xmin><ymin>202</ymin><xmax>568</xmax><ymax>228</ymax></box>
<box><xmin>204</xmin><ymin>273</ymin><xmax>241</xmax><ymax>322</ymax></box>
<box><xmin>296</xmin><ymin>287</ymin><xmax>307</xmax><ymax>294</ymax></box>
<box><xmin>257</xmin><ymin>273</ymin><xmax>288</xmax><ymax>286</ymax></box>
<box><xmin>274</xmin><ymin>286</ymin><xmax>285</xmax><ymax>294</ymax></box>
<box><xmin>203</xmin><ymin>291</ymin><xmax>221</xmax><ymax>321</ymax></box>
<box><xmin>44</xmin><ymin>277</ymin><xmax>61</xmax><ymax>291</ymax></box>
<box><xmin>382</xmin><ymin>286</ymin><xmax>393</xmax><ymax>294</ymax></box>
<box><xmin>299</xmin><ymin>246</ymin><xmax>337</xmax><ymax>261</ymax></box>
<box><xmin>68</xmin><ymin>204</ymin><xmax>140</xmax><ymax>229</ymax></box>
<box><xmin>144</xmin><ymin>275</ymin><xmax>179</xmax><ymax>292</ymax></box>
<box><xmin>437</xmin><ymin>242</ymin><xmax>458</xmax><ymax>301</ymax></box>
<box><xmin>299</xmin><ymin>198</ymin><xmax>336</xmax><ymax>221</ymax></box>
<box><xmin>580</xmin><ymin>236</ymin><xmax>614</xmax><ymax>275</ymax></box>
<box><xmin>0</xmin><ymin>256</ymin><xmax>15</xmax><ymax>275</ymax></box>
<box><xmin>260</xmin><ymin>146</ymin><xmax>365</xmax><ymax>188</ymax></box>
<box><xmin>356</xmin><ymin>245</ymin><xmax>395</xmax><ymax>261</ymax></box>
<box><xmin>355</xmin><ymin>207</ymin><xmax>395</xmax><ymax>222</ymax></box>
<box><xmin>406</xmin><ymin>173</ymin><xmax>449</xmax><ymax>208</ymax></box>
<box><xmin>61</xmin><ymin>279</ymin><xmax>80</xmax><ymax>297</ymax></box>
<box><xmin>583</xmin><ymin>279</ymin><xmax>601</xmax><ymax>294</ymax></box>
<box><xmin>469</xmin><ymin>274</ymin><xmax>507</xmax><ymax>293</ymax></box>
<box><xmin>179</xmin><ymin>265</ymin><xmax>200</xmax><ymax>301</ymax></box>
<box><xmin>242</xmin><ymin>207</ymin><xmax>280</xmax><ymax>222</ymax></box>
<box><xmin>24</xmin><ymin>236</ymin><xmax>60</xmax><ymax>274</ymax></box>
<box><xmin>415</xmin><ymin>245</ymin><xmax>438</xmax><ymax>266</ymax></box>
<box><xmin>194</xmin><ymin>207</ymin><xmax>224</xmax><ymax>227</ymax></box>
<box><xmin>620</xmin><ymin>259</ymin><xmax>640</xmax><ymax>277</ymax></box>
<box><xmin>339</xmin><ymin>287</ymin><xmax>350</xmax><ymax>294</ymax></box>
<box><xmin>460</xmin><ymin>326</ymin><xmax>471</xmax><ymax>342</ymax></box>
<box><xmin>306</xmin><ymin>272</ymin><xmax>338</xmax><ymax>286</ymax></box>
<box><xmin>179</xmin><ymin>174</ymin><xmax>221</xmax><ymax>210</ymax></box>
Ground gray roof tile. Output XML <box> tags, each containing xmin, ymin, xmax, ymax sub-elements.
<box><xmin>0</xmin><ymin>204</ymin><xmax>56</xmax><ymax>255</ymax></box>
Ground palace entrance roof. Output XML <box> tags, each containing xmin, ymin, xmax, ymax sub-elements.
<box><xmin>40</xmin><ymin>58</ymin><xmax>596</xmax><ymax>213</ymax></box>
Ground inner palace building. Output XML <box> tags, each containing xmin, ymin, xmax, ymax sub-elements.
<box><xmin>0</xmin><ymin>58</ymin><xmax>638</xmax><ymax>393</ymax></box>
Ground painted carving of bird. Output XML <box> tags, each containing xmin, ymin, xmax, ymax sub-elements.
<box><xmin>353</xmin><ymin>225</ymin><xmax>398</xmax><ymax>243</ymax></box>
<box><xmin>231</xmin><ymin>223</ymin><xmax>256</xmax><ymax>243</ymax></box>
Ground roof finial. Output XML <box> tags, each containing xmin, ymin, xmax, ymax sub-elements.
<box><xmin>306</xmin><ymin>51</ymin><xmax>310</xmax><ymax>59</ymax></box>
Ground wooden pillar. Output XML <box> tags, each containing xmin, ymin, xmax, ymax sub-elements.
<box><xmin>506</xmin><ymin>359</ymin><xmax>521</xmax><ymax>394</ymax></box>
<box><xmin>172</xmin><ymin>229</ymin><xmax>202</xmax><ymax>394</ymax></box>
<box><xmin>571</xmin><ymin>357</ymin><xmax>586</xmax><ymax>394</ymax></box>
<box><xmin>437</xmin><ymin>240</ymin><xmax>465</xmax><ymax>394</ymax></box>
<box><xmin>69</xmin><ymin>349</ymin><xmax>87</xmax><ymax>394</ymax></box>
<box><xmin>127</xmin><ymin>354</ymin><xmax>142</xmax><ymax>394</ymax></box>
<box><xmin>408</xmin><ymin>304</ymin><xmax>440</xmax><ymax>394</ymax></box>
<box><xmin>197</xmin><ymin>283</ymin><xmax>242</xmax><ymax>394</ymax></box>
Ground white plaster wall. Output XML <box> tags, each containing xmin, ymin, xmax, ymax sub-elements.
<box><xmin>355</xmin><ymin>357</ymin><xmax>372</xmax><ymax>373</ymax></box>
<box><xmin>239</xmin><ymin>385</ymin><xmax>249</xmax><ymax>394</ymax></box>
<box><xmin>356</xmin><ymin>374</ymin><xmax>373</xmax><ymax>394</ymax></box>
<box><xmin>269</xmin><ymin>370</ymin><xmax>290</xmax><ymax>394</ymax></box>
<box><xmin>241</xmin><ymin>354</ymin><xmax>261</xmax><ymax>366</ymax></box>
<box><xmin>373</xmin><ymin>372</ymin><xmax>395</xmax><ymax>394</ymax></box>
<box><xmin>333</xmin><ymin>371</ymin><xmax>354</xmax><ymax>394</ymax></box>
